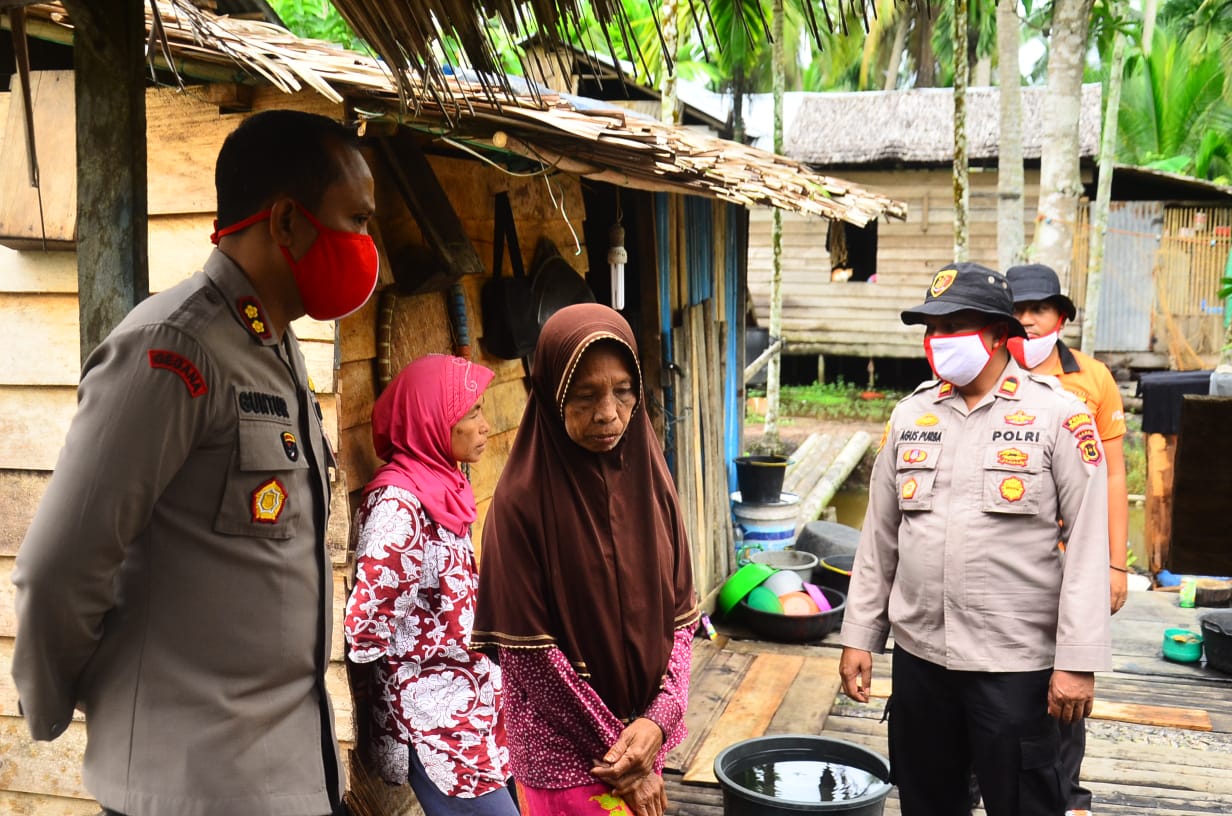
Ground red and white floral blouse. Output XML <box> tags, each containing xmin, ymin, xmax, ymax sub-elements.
<box><xmin>344</xmin><ymin>485</ymin><xmax>509</xmax><ymax>797</ymax></box>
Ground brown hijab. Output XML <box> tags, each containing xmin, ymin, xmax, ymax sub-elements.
<box><xmin>472</xmin><ymin>303</ymin><xmax>698</xmax><ymax>720</ymax></box>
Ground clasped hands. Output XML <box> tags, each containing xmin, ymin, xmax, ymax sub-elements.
<box><xmin>591</xmin><ymin>716</ymin><xmax>666</xmax><ymax>816</ymax></box>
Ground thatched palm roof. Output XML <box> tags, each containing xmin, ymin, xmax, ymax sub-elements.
<box><xmin>17</xmin><ymin>1</ymin><xmax>907</xmax><ymax>226</ymax></box>
<box><xmin>785</xmin><ymin>84</ymin><xmax>1102</xmax><ymax>166</ymax></box>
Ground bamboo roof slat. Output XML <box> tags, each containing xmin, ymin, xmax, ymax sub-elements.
<box><xmin>12</xmin><ymin>1</ymin><xmax>908</xmax><ymax>226</ymax></box>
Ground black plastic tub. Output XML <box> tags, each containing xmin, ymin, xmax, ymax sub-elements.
<box><xmin>735</xmin><ymin>455</ymin><xmax>789</xmax><ymax>504</ymax></box>
<box><xmin>1201</xmin><ymin>610</ymin><xmax>1232</xmax><ymax>674</ymax></box>
<box><xmin>738</xmin><ymin>587</ymin><xmax>846</xmax><ymax>643</ymax></box>
<box><xmin>715</xmin><ymin>735</ymin><xmax>892</xmax><ymax>815</ymax></box>
<box><xmin>815</xmin><ymin>554</ymin><xmax>855</xmax><ymax>595</ymax></box>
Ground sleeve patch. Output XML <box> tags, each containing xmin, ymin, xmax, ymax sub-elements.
<box><xmin>148</xmin><ymin>349</ymin><xmax>208</xmax><ymax>397</ymax></box>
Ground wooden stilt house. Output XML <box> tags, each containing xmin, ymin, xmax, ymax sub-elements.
<box><xmin>0</xmin><ymin>2</ymin><xmax>905</xmax><ymax>812</ymax></box>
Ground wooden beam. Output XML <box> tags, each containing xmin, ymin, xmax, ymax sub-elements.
<box><xmin>65</xmin><ymin>0</ymin><xmax>149</xmax><ymax>362</ymax></box>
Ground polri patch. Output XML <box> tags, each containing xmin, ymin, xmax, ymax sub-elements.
<box><xmin>998</xmin><ymin>377</ymin><xmax>1020</xmax><ymax>397</ymax></box>
<box><xmin>876</xmin><ymin>421</ymin><xmax>890</xmax><ymax>453</ymax></box>
<box><xmin>930</xmin><ymin>268</ymin><xmax>957</xmax><ymax>297</ymax></box>
<box><xmin>1078</xmin><ymin>435</ymin><xmax>1103</xmax><ymax>466</ymax></box>
<box><xmin>902</xmin><ymin>448</ymin><xmax>928</xmax><ymax>464</ymax></box>
<box><xmin>282</xmin><ymin>431</ymin><xmax>299</xmax><ymax>462</ymax></box>
<box><xmin>236</xmin><ymin>297</ymin><xmax>272</xmax><ymax>340</ymax></box>
<box><xmin>148</xmin><ymin>349</ymin><xmax>208</xmax><ymax>397</ymax></box>
<box><xmin>1004</xmin><ymin>409</ymin><xmax>1036</xmax><ymax>426</ymax></box>
<box><xmin>251</xmin><ymin>478</ymin><xmax>288</xmax><ymax>523</ymax></box>
<box><xmin>999</xmin><ymin>476</ymin><xmax>1026</xmax><ymax>502</ymax></box>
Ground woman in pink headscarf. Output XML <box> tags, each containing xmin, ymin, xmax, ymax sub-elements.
<box><xmin>343</xmin><ymin>354</ymin><xmax>517</xmax><ymax>816</ymax></box>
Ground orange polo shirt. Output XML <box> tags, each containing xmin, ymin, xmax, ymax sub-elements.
<box><xmin>1038</xmin><ymin>341</ymin><xmax>1127</xmax><ymax>442</ymax></box>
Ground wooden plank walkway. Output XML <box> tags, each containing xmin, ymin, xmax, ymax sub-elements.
<box><xmin>665</xmin><ymin>589</ymin><xmax>1232</xmax><ymax>815</ymax></box>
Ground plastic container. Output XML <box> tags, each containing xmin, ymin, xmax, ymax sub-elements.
<box><xmin>751</xmin><ymin>549</ymin><xmax>819</xmax><ymax>583</ymax></box>
<box><xmin>746</xmin><ymin>585</ymin><xmax>785</xmax><ymax>614</ymax></box>
<box><xmin>738</xmin><ymin>587</ymin><xmax>847</xmax><ymax>643</ymax></box>
<box><xmin>1200</xmin><ymin>610</ymin><xmax>1232</xmax><ymax>673</ymax></box>
<box><xmin>815</xmin><ymin>553</ymin><xmax>855</xmax><ymax>595</ymax></box>
<box><xmin>714</xmin><ymin>734</ymin><xmax>892</xmax><ymax>815</ymax></box>
<box><xmin>1161</xmin><ymin>628</ymin><xmax>1203</xmax><ymax>663</ymax></box>
<box><xmin>780</xmin><ymin>591</ymin><xmax>821</xmax><ymax>616</ymax></box>
<box><xmin>717</xmin><ymin>563</ymin><xmax>776</xmax><ymax>619</ymax></box>
<box><xmin>761</xmin><ymin>569</ymin><xmax>806</xmax><ymax>597</ymax></box>
<box><xmin>732</xmin><ymin>491</ymin><xmax>802</xmax><ymax>565</ymax></box>
<box><xmin>734</xmin><ymin>455</ymin><xmax>789</xmax><ymax>504</ymax></box>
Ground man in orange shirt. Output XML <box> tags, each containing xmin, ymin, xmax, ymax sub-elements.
<box><xmin>1007</xmin><ymin>263</ymin><xmax>1129</xmax><ymax>816</ymax></box>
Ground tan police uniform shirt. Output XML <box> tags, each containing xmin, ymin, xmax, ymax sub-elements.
<box><xmin>840</xmin><ymin>358</ymin><xmax>1112</xmax><ymax>673</ymax></box>
<box><xmin>11</xmin><ymin>250</ymin><xmax>341</xmax><ymax>816</ymax></box>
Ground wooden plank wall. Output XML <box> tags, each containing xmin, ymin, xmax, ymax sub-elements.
<box><xmin>747</xmin><ymin>167</ymin><xmax>1045</xmax><ymax>359</ymax></box>
<box><xmin>337</xmin><ymin>151</ymin><xmax>588</xmax><ymax>561</ymax></box>
<box><xmin>0</xmin><ymin>81</ymin><xmax>350</xmax><ymax>812</ymax></box>
<box><xmin>666</xmin><ymin>197</ymin><xmax>735</xmax><ymax>606</ymax></box>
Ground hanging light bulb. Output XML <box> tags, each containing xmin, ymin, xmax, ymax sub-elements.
<box><xmin>608</xmin><ymin>221</ymin><xmax>627</xmax><ymax>311</ymax></box>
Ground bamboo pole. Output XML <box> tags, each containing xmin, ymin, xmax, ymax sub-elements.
<box><xmin>798</xmin><ymin>432</ymin><xmax>871</xmax><ymax>527</ymax></box>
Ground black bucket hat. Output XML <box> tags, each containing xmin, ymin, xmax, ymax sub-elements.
<box><xmin>901</xmin><ymin>262</ymin><xmax>1028</xmax><ymax>337</ymax></box>
<box><xmin>1005</xmin><ymin>263</ymin><xmax>1077</xmax><ymax>320</ymax></box>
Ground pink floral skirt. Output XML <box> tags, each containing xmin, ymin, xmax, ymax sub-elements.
<box><xmin>516</xmin><ymin>781</ymin><xmax>633</xmax><ymax>815</ymax></box>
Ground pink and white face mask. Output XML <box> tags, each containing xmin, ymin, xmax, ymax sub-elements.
<box><xmin>924</xmin><ymin>331</ymin><xmax>992</xmax><ymax>387</ymax></box>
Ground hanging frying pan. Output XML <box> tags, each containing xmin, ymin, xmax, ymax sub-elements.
<box><xmin>530</xmin><ymin>239</ymin><xmax>595</xmax><ymax>327</ymax></box>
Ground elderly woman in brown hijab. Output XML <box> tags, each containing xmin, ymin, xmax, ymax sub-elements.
<box><xmin>472</xmin><ymin>303</ymin><xmax>698</xmax><ymax>816</ymax></box>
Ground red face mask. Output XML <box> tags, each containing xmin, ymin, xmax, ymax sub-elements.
<box><xmin>211</xmin><ymin>203</ymin><xmax>379</xmax><ymax>320</ymax></box>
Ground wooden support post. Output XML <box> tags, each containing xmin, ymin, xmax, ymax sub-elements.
<box><xmin>66</xmin><ymin>0</ymin><xmax>149</xmax><ymax>362</ymax></box>
<box><xmin>1145</xmin><ymin>432</ymin><xmax>1176</xmax><ymax>574</ymax></box>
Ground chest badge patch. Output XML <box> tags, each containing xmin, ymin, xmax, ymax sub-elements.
<box><xmin>251</xmin><ymin>479</ymin><xmax>288</xmax><ymax>523</ymax></box>
<box><xmin>236</xmin><ymin>297</ymin><xmax>272</xmax><ymax>340</ymax></box>
<box><xmin>901</xmin><ymin>477</ymin><xmax>920</xmax><ymax>500</ymax></box>
<box><xmin>148</xmin><ymin>349</ymin><xmax>208</xmax><ymax>398</ymax></box>
<box><xmin>997</xmin><ymin>448</ymin><xmax>1029</xmax><ymax>468</ymax></box>
<box><xmin>282</xmin><ymin>431</ymin><xmax>300</xmax><ymax>462</ymax></box>
<box><xmin>1064</xmin><ymin>412</ymin><xmax>1095</xmax><ymax>434</ymax></box>
<box><xmin>998</xmin><ymin>376</ymin><xmax>1020</xmax><ymax>397</ymax></box>
<box><xmin>1004</xmin><ymin>409</ymin><xmax>1036</xmax><ymax>426</ymax></box>
<box><xmin>999</xmin><ymin>476</ymin><xmax>1026</xmax><ymax>502</ymax></box>
<box><xmin>902</xmin><ymin>448</ymin><xmax>928</xmax><ymax>464</ymax></box>
<box><xmin>915</xmin><ymin>413</ymin><xmax>940</xmax><ymax>427</ymax></box>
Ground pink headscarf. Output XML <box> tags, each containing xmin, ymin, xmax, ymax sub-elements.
<box><xmin>365</xmin><ymin>354</ymin><xmax>495</xmax><ymax>537</ymax></box>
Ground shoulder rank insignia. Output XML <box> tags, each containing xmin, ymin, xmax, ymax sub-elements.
<box><xmin>915</xmin><ymin>413</ymin><xmax>939</xmax><ymax>426</ymax></box>
<box><xmin>236</xmin><ymin>297</ymin><xmax>272</xmax><ymax>340</ymax></box>
<box><xmin>251</xmin><ymin>478</ymin><xmax>288</xmax><ymax>523</ymax></box>
<box><xmin>937</xmin><ymin>382</ymin><xmax>955</xmax><ymax>399</ymax></box>
<box><xmin>999</xmin><ymin>476</ymin><xmax>1026</xmax><ymax>502</ymax></box>
<box><xmin>148</xmin><ymin>349</ymin><xmax>208</xmax><ymax>398</ymax></box>
<box><xmin>998</xmin><ymin>376</ymin><xmax>1020</xmax><ymax>397</ymax></box>
<box><xmin>1004</xmin><ymin>409</ymin><xmax>1035</xmax><ymax>426</ymax></box>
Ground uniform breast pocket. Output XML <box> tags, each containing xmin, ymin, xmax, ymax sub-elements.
<box><xmin>214</xmin><ymin>413</ymin><xmax>310</xmax><ymax>539</ymax></box>
<box><xmin>894</xmin><ymin>444</ymin><xmax>941</xmax><ymax>512</ymax></box>
<box><xmin>981</xmin><ymin>443</ymin><xmax>1043</xmax><ymax>515</ymax></box>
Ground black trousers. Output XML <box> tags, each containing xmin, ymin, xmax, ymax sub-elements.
<box><xmin>888</xmin><ymin>647</ymin><xmax>1064</xmax><ymax>816</ymax></box>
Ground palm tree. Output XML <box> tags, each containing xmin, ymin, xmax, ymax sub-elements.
<box><xmin>1117</xmin><ymin>22</ymin><xmax>1232</xmax><ymax>183</ymax></box>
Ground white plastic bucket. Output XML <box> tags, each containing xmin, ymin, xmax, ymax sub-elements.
<box><xmin>732</xmin><ymin>491</ymin><xmax>801</xmax><ymax>566</ymax></box>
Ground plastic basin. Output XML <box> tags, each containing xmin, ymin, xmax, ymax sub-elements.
<box><xmin>717</xmin><ymin>563</ymin><xmax>775</xmax><ymax>618</ymax></box>
<box><xmin>738</xmin><ymin>587</ymin><xmax>846</xmax><ymax>643</ymax></box>
<box><xmin>715</xmin><ymin>734</ymin><xmax>892</xmax><ymax>815</ymax></box>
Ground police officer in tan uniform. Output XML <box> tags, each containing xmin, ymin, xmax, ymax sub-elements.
<box><xmin>839</xmin><ymin>263</ymin><xmax>1111</xmax><ymax>816</ymax></box>
<box><xmin>12</xmin><ymin>110</ymin><xmax>377</xmax><ymax>816</ymax></box>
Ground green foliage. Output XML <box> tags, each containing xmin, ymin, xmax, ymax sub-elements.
<box><xmin>268</xmin><ymin>0</ymin><xmax>366</xmax><ymax>51</ymax></box>
<box><xmin>747</xmin><ymin>380</ymin><xmax>903</xmax><ymax>422</ymax></box>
